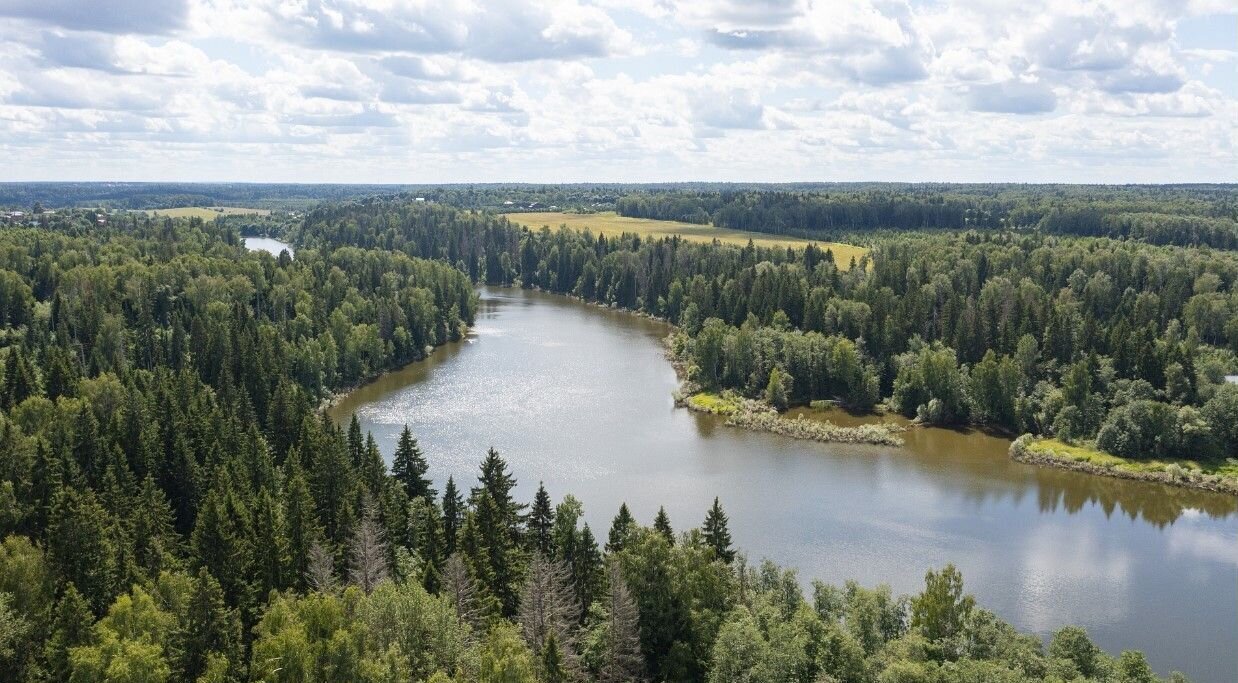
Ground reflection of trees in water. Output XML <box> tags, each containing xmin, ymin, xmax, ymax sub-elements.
<box><xmin>1032</xmin><ymin>470</ymin><xmax>1237</xmax><ymax>527</ymax></box>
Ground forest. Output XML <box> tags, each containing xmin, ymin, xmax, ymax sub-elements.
<box><xmin>614</xmin><ymin>186</ymin><xmax>1238</xmax><ymax>249</ymax></box>
<box><xmin>0</xmin><ymin>203</ymin><xmax>1202</xmax><ymax>682</ymax></box>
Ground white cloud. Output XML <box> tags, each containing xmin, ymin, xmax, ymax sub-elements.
<box><xmin>0</xmin><ymin>0</ymin><xmax>1232</xmax><ymax>181</ymax></box>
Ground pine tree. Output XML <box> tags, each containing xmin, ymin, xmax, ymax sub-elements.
<box><xmin>530</xmin><ymin>482</ymin><xmax>555</xmax><ymax>557</ymax></box>
<box><xmin>702</xmin><ymin>497</ymin><xmax>735</xmax><ymax>563</ymax></box>
<box><xmin>607</xmin><ymin>503</ymin><xmax>635</xmax><ymax>553</ymax></box>
<box><xmin>392</xmin><ymin>425</ymin><xmax>434</xmax><ymax>500</ymax></box>
<box><xmin>442</xmin><ymin>476</ymin><xmax>464</xmax><ymax>555</ymax></box>
<box><xmin>653</xmin><ymin>506</ymin><xmax>674</xmax><ymax>546</ymax></box>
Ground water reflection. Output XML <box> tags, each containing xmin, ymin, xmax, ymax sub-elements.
<box><xmin>789</xmin><ymin>406</ymin><xmax>1237</xmax><ymax>526</ymax></box>
<box><xmin>331</xmin><ymin>287</ymin><xmax>1238</xmax><ymax>683</ymax></box>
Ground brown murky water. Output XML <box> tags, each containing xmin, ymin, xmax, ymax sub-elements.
<box><xmin>329</xmin><ymin>286</ymin><xmax>1238</xmax><ymax>682</ymax></box>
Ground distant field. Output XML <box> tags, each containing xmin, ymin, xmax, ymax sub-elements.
<box><xmin>147</xmin><ymin>206</ymin><xmax>271</xmax><ymax>219</ymax></box>
<box><xmin>504</xmin><ymin>211</ymin><xmax>867</xmax><ymax>268</ymax></box>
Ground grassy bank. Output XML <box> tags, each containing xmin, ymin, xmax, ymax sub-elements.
<box><xmin>1010</xmin><ymin>435</ymin><xmax>1238</xmax><ymax>496</ymax></box>
<box><xmin>681</xmin><ymin>391</ymin><xmax>903</xmax><ymax>447</ymax></box>
<box><xmin>504</xmin><ymin>211</ymin><xmax>868</xmax><ymax>267</ymax></box>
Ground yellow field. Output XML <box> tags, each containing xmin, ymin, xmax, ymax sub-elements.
<box><xmin>147</xmin><ymin>206</ymin><xmax>270</xmax><ymax>219</ymax></box>
<box><xmin>504</xmin><ymin>211</ymin><xmax>867</xmax><ymax>268</ymax></box>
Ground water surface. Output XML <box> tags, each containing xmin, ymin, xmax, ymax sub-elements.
<box><xmin>331</xmin><ymin>287</ymin><xmax>1237</xmax><ymax>683</ymax></box>
<box><xmin>243</xmin><ymin>236</ymin><xmax>294</xmax><ymax>257</ymax></box>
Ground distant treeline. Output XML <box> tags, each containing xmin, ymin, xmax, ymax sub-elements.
<box><xmin>616</xmin><ymin>186</ymin><xmax>1238</xmax><ymax>248</ymax></box>
<box><xmin>7</xmin><ymin>183</ymin><xmax>1238</xmax><ymax>250</ymax></box>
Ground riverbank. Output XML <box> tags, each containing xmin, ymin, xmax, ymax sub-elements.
<box><xmin>1010</xmin><ymin>435</ymin><xmax>1238</xmax><ymax>496</ymax></box>
<box><xmin>678</xmin><ymin>390</ymin><xmax>904</xmax><ymax>447</ymax></box>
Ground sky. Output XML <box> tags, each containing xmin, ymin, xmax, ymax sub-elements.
<box><xmin>0</xmin><ymin>0</ymin><xmax>1235</xmax><ymax>184</ymax></box>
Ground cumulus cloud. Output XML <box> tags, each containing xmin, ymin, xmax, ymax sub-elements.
<box><xmin>968</xmin><ymin>80</ymin><xmax>1058</xmax><ymax>114</ymax></box>
<box><xmin>264</xmin><ymin>0</ymin><xmax>632</xmax><ymax>62</ymax></box>
<box><xmin>0</xmin><ymin>0</ymin><xmax>1232</xmax><ymax>181</ymax></box>
<box><xmin>0</xmin><ymin>0</ymin><xmax>190</xmax><ymax>34</ymax></box>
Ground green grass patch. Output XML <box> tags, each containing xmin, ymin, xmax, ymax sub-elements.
<box><xmin>686</xmin><ymin>392</ymin><xmax>742</xmax><ymax>416</ymax></box>
<box><xmin>504</xmin><ymin>211</ymin><xmax>868</xmax><ymax>269</ymax></box>
<box><xmin>1028</xmin><ymin>438</ymin><xmax>1238</xmax><ymax>478</ymax></box>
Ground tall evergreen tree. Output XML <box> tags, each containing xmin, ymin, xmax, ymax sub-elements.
<box><xmin>607</xmin><ymin>503</ymin><xmax>635</xmax><ymax>553</ymax></box>
<box><xmin>653</xmin><ymin>506</ymin><xmax>674</xmax><ymax>546</ymax></box>
<box><xmin>529</xmin><ymin>482</ymin><xmax>555</xmax><ymax>557</ymax></box>
<box><xmin>441</xmin><ymin>476</ymin><xmax>464</xmax><ymax>556</ymax></box>
<box><xmin>702</xmin><ymin>497</ymin><xmax>735</xmax><ymax>563</ymax></box>
<box><xmin>392</xmin><ymin>425</ymin><xmax>434</xmax><ymax>500</ymax></box>
<box><xmin>43</xmin><ymin>583</ymin><xmax>93</xmax><ymax>682</ymax></box>
<box><xmin>282</xmin><ymin>448</ymin><xmax>321</xmax><ymax>590</ymax></box>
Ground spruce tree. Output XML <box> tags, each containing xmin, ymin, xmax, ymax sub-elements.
<box><xmin>701</xmin><ymin>497</ymin><xmax>735</xmax><ymax>563</ymax></box>
<box><xmin>282</xmin><ymin>448</ymin><xmax>320</xmax><ymax>590</ymax></box>
<box><xmin>178</xmin><ymin>568</ymin><xmax>241</xmax><ymax>682</ymax></box>
<box><xmin>529</xmin><ymin>482</ymin><xmax>555</xmax><ymax>557</ymax></box>
<box><xmin>251</xmin><ymin>487</ymin><xmax>290</xmax><ymax>595</ymax></box>
<box><xmin>392</xmin><ymin>425</ymin><xmax>434</xmax><ymax>501</ymax></box>
<box><xmin>653</xmin><ymin>506</ymin><xmax>674</xmax><ymax>546</ymax></box>
<box><xmin>573</xmin><ymin>523</ymin><xmax>603</xmax><ymax>613</ymax></box>
<box><xmin>541</xmin><ymin>633</ymin><xmax>568</xmax><ymax>683</ymax></box>
<box><xmin>43</xmin><ymin>584</ymin><xmax>93</xmax><ymax>682</ymax></box>
<box><xmin>607</xmin><ymin>503</ymin><xmax>635</xmax><ymax>553</ymax></box>
<box><xmin>442</xmin><ymin>476</ymin><xmax>464</xmax><ymax>555</ymax></box>
<box><xmin>346</xmin><ymin>415</ymin><xmax>364</xmax><ymax>468</ymax></box>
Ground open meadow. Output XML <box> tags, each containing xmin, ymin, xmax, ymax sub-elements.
<box><xmin>504</xmin><ymin>211</ymin><xmax>868</xmax><ymax>268</ymax></box>
<box><xmin>147</xmin><ymin>206</ymin><xmax>271</xmax><ymax>219</ymax></box>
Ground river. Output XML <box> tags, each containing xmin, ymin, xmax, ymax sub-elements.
<box><xmin>317</xmin><ymin>281</ymin><xmax>1235</xmax><ymax>681</ymax></box>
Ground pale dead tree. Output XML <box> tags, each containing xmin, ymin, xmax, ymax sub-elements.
<box><xmin>599</xmin><ymin>558</ymin><xmax>645</xmax><ymax>683</ymax></box>
<box><xmin>306</xmin><ymin>541</ymin><xmax>337</xmax><ymax>593</ymax></box>
<box><xmin>441</xmin><ymin>553</ymin><xmax>480</xmax><ymax>631</ymax></box>
<box><xmin>519</xmin><ymin>553</ymin><xmax>582</xmax><ymax>677</ymax></box>
<box><xmin>348</xmin><ymin>501</ymin><xmax>389</xmax><ymax>593</ymax></box>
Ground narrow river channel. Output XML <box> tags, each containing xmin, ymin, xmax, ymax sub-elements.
<box><xmin>311</xmin><ymin>277</ymin><xmax>1236</xmax><ymax>681</ymax></box>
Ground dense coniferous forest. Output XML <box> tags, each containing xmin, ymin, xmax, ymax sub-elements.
<box><xmin>0</xmin><ymin>200</ymin><xmax>1206</xmax><ymax>682</ymax></box>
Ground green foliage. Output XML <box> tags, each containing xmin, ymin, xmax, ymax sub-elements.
<box><xmin>0</xmin><ymin>196</ymin><xmax>1207</xmax><ymax>683</ymax></box>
